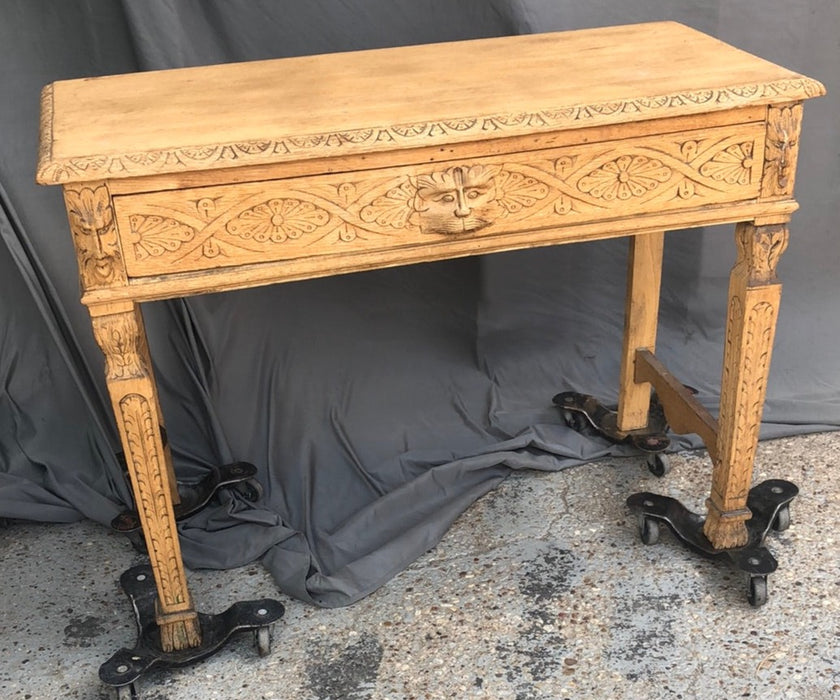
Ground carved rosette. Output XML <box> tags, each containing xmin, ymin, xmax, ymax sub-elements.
<box><xmin>578</xmin><ymin>155</ymin><xmax>672</xmax><ymax>200</ymax></box>
<box><xmin>91</xmin><ymin>313</ymin><xmax>150</xmax><ymax>380</ymax></box>
<box><xmin>63</xmin><ymin>183</ymin><xmax>126</xmax><ymax>289</ymax></box>
<box><xmin>226</xmin><ymin>198</ymin><xmax>330</xmax><ymax>242</ymax></box>
<box><xmin>762</xmin><ymin>103</ymin><xmax>802</xmax><ymax>197</ymax></box>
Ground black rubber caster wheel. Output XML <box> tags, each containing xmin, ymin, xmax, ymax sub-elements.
<box><xmin>771</xmin><ymin>504</ymin><xmax>791</xmax><ymax>532</ymax></box>
<box><xmin>638</xmin><ymin>516</ymin><xmax>660</xmax><ymax>545</ymax></box>
<box><xmin>645</xmin><ymin>452</ymin><xmax>671</xmax><ymax>478</ymax></box>
<box><xmin>233</xmin><ymin>478</ymin><xmax>264</xmax><ymax>502</ymax></box>
<box><xmin>255</xmin><ymin>625</ymin><xmax>272</xmax><ymax>657</ymax></box>
<box><xmin>748</xmin><ymin>575</ymin><xmax>768</xmax><ymax>607</ymax></box>
<box><xmin>115</xmin><ymin>683</ymin><xmax>139</xmax><ymax>700</ymax></box>
<box><xmin>563</xmin><ymin>410</ymin><xmax>589</xmax><ymax>433</ymax></box>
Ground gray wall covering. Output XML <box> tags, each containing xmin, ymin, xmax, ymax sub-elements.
<box><xmin>0</xmin><ymin>0</ymin><xmax>837</xmax><ymax>606</ymax></box>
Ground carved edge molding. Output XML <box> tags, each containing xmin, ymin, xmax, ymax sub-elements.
<box><xmin>38</xmin><ymin>83</ymin><xmax>54</xmax><ymax>172</ymax></box>
<box><xmin>118</xmin><ymin>393</ymin><xmax>192</xmax><ymax>612</ymax></box>
<box><xmin>36</xmin><ymin>77</ymin><xmax>825</xmax><ymax>184</ymax></box>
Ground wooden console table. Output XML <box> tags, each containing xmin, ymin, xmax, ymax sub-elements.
<box><xmin>37</xmin><ymin>21</ymin><xmax>823</xmax><ymax>659</ymax></box>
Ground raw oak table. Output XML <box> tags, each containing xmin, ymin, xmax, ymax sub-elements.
<box><xmin>37</xmin><ymin>20</ymin><xmax>824</xmax><ymax>690</ymax></box>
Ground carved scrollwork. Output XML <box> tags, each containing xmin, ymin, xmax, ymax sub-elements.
<box><xmin>64</xmin><ymin>183</ymin><xmax>126</xmax><ymax>289</ymax></box>
<box><xmin>116</xmin><ymin>124</ymin><xmax>766</xmax><ymax>275</ymax></box>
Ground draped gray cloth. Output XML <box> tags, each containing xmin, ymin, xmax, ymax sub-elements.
<box><xmin>1</xmin><ymin>0</ymin><xmax>837</xmax><ymax>607</ymax></box>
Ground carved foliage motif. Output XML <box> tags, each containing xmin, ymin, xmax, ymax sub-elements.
<box><xmin>92</xmin><ymin>313</ymin><xmax>149</xmax><ymax>380</ymax></box>
<box><xmin>699</xmin><ymin>142</ymin><xmax>755</xmax><ymax>185</ymax></box>
<box><xmin>762</xmin><ymin>103</ymin><xmax>802</xmax><ymax>197</ymax></box>
<box><xmin>129</xmin><ymin>215</ymin><xmax>196</xmax><ymax>260</ymax></box>
<box><xmin>64</xmin><ymin>184</ymin><xmax>126</xmax><ymax>288</ymax></box>
<box><xmin>738</xmin><ymin>223</ymin><xmax>789</xmax><ymax>285</ymax></box>
<box><xmin>38</xmin><ymin>77</ymin><xmax>823</xmax><ymax>184</ymax></box>
<box><xmin>119</xmin><ymin>126</ymin><xmax>762</xmax><ymax>273</ymax></box>
<box><xmin>715</xmin><ymin>296</ymin><xmax>776</xmax><ymax>505</ymax></box>
<box><xmin>119</xmin><ymin>393</ymin><xmax>188</xmax><ymax>608</ymax></box>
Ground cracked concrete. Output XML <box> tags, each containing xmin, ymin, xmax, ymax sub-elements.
<box><xmin>1</xmin><ymin>431</ymin><xmax>839</xmax><ymax>699</ymax></box>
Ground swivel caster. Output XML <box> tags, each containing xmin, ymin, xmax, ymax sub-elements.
<box><xmin>100</xmin><ymin>565</ymin><xmax>285</xmax><ymax>698</ymax></box>
<box><xmin>645</xmin><ymin>452</ymin><xmax>671</xmax><ymax>478</ymax></box>
<box><xmin>748</xmin><ymin>575</ymin><xmax>769</xmax><ymax>607</ymax></box>
<box><xmin>626</xmin><ymin>480</ymin><xmax>798</xmax><ymax>607</ymax></box>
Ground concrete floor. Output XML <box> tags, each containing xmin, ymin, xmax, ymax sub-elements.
<box><xmin>1</xmin><ymin>432</ymin><xmax>839</xmax><ymax>700</ymax></box>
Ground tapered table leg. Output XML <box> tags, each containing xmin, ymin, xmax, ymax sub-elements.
<box><xmin>90</xmin><ymin>301</ymin><xmax>201</xmax><ymax>651</ymax></box>
<box><xmin>703</xmin><ymin>221</ymin><xmax>789</xmax><ymax>549</ymax></box>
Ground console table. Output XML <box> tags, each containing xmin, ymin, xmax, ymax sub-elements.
<box><xmin>37</xmin><ymin>20</ymin><xmax>824</xmax><ymax>690</ymax></box>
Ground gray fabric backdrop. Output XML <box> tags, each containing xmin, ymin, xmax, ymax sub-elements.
<box><xmin>1</xmin><ymin>0</ymin><xmax>837</xmax><ymax>606</ymax></box>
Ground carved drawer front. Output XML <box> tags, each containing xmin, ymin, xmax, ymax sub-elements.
<box><xmin>114</xmin><ymin>122</ymin><xmax>764</xmax><ymax>277</ymax></box>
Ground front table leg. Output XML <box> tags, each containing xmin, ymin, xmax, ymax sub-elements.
<box><xmin>704</xmin><ymin>221</ymin><xmax>789</xmax><ymax>549</ymax></box>
<box><xmin>90</xmin><ymin>301</ymin><xmax>201</xmax><ymax>651</ymax></box>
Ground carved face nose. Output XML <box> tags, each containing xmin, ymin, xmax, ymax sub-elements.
<box><xmin>454</xmin><ymin>188</ymin><xmax>471</xmax><ymax>217</ymax></box>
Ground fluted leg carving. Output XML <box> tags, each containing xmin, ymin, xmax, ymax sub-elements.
<box><xmin>704</xmin><ymin>222</ymin><xmax>788</xmax><ymax>549</ymax></box>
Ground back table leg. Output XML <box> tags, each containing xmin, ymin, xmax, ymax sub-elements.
<box><xmin>618</xmin><ymin>230</ymin><xmax>664</xmax><ymax>432</ymax></box>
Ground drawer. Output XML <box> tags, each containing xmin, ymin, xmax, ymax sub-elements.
<box><xmin>113</xmin><ymin>122</ymin><xmax>764</xmax><ymax>277</ymax></box>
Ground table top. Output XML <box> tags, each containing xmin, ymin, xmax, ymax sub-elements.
<box><xmin>36</xmin><ymin>21</ymin><xmax>823</xmax><ymax>185</ymax></box>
